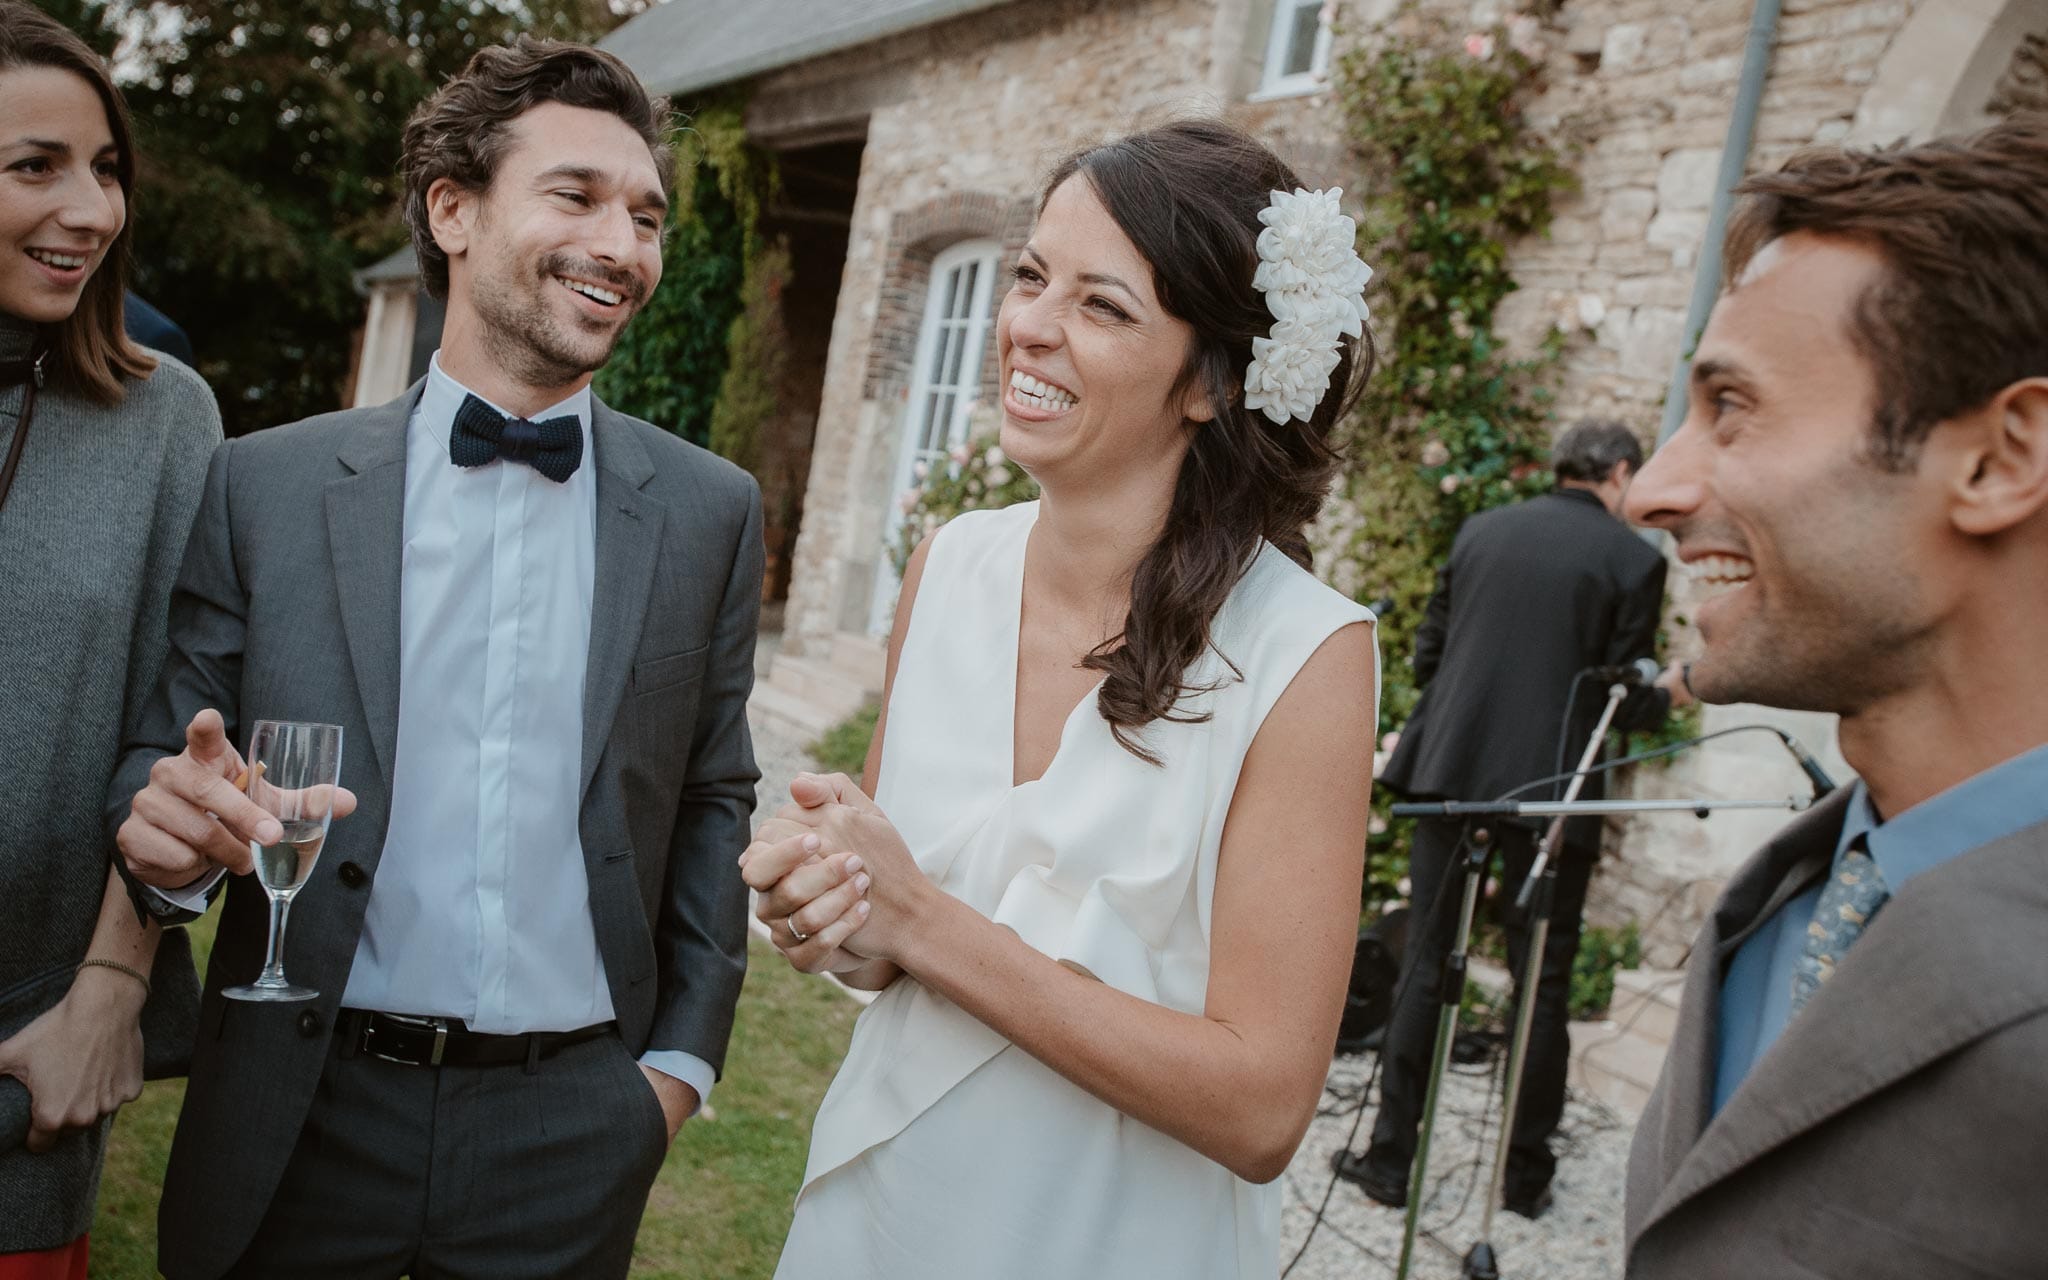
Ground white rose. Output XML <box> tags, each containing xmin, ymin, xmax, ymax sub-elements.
<box><xmin>983</xmin><ymin>445</ymin><xmax>1005</xmax><ymax>467</ymax></box>
<box><xmin>986</xmin><ymin>465</ymin><xmax>1012</xmax><ymax>487</ymax></box>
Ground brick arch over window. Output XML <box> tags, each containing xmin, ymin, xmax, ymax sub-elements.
<box><xmin>863</xmin><ymin>192</ymin><xmax>1037</xmax><ymax>410</ymax></box>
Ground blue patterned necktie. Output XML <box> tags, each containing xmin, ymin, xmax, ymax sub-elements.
<box><xmin>449</xmin><ymin>393</ymin><xmax>583</xmax><ymax>482</ymax></box>
<box><xmin>1788</xmin><ymin>837</ymin><xmax>1891</xmax><ymax>1015</ymax></box>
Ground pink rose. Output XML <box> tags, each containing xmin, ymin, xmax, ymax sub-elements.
<box><xmin>1463</xmin><ymin>32</ymin><xmax>1495</xmax><ymax>59</ymax></box>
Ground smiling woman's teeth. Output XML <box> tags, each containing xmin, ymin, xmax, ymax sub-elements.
<box><xmin>1009</xmin><ymin>369</ymin><xmax>1076</xmax><ymax>411</ymax></box>
<box><xmin>559</xmin><ymin>276</ymin><xmax>623</xmax><ymax>306</ymax></box>
<box><xmin>28</xmin><ymin>249</ymin><xmax>87</xmax><ymax>270</ymax></box>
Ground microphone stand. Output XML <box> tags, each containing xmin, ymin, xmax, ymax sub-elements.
<box><xmin>1377</xmin><ymin>684</ymin><xmax>1817</xmax><ymax>1280</ymax></box>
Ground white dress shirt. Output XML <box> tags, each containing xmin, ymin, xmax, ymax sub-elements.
<box><xmin>160</xmin><ymin>355</ymin><xmax>711</xmax><ymax>1104</ymax></box>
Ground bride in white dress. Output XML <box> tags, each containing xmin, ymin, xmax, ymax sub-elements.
<box><xmin>745</xmin><ymin>119</ymin><xmax>1381</xmax><ymax>1279</ymax></box>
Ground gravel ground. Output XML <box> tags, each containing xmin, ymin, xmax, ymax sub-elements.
<box><xmin>1279</xmin><ymin>1050</ymin><xmax>1632</xmax><ymax>1279</ymax></box>
<box><xmin>745</xmin><ymin>687</ymin><xmax>1633</xmax><ymax>1279</ymax></box>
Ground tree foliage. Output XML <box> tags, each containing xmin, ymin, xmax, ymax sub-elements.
<box><xmin>48</xmin><ymin>0</ymin><xmax>649</xmax><ymax>434</ymax></box>
<box><xmin>592</xmin><ymin>163</ymin><xmax>745</xmax><ymax>446</ymax></box>
<box><xmin>1327</xmin><ymin>15</ymin><xmax>1577</xmax><ymax>913</ymax></box>
<box><xmin>596</xmin><ymin>95</ymin><xmax>782</xmax><ymax>461</ymax></box>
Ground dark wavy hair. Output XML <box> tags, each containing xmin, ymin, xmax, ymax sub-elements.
<box><xmin>0</xmin><ymin>0</ymin><xmax>155</xmax><ymax>405</ymax></box>
<box><xmin>400</xmin><ymin>36</ymin><xmax>673</xmax><ymax>300</ymax></box>
<box><xmin>1723</xmin><ymin>111</ymin><xmax>2048</xmax><ymax>470</ymax></box>
<box><xmin>1044</xmin><ymin>120</ymin><xmax>1377</xmax><ymax>763</ymax></box>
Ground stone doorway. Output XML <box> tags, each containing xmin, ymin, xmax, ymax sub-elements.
<box><xmin>756</xmin><ymin>135</ymin><xmax>865</xmax><ymax>608</ymax></box>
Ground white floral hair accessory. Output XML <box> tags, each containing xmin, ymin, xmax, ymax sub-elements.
<box><xmin>1243</xmin><ymin>187</ymin><xmax>1374</xmax><ymax>426</ymax></box>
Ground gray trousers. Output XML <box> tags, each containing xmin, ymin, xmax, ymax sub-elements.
<box><xmin>223</xmin><ymin>1027</ymin><xmax>670</xmax><ymax>1279</ymax></box>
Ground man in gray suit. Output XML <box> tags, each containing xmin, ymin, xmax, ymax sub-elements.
<box><xmin>108</xmin><ymin>39</ymin><xmax>760</xmax><ymax>1279</ymax></box>
<box><xmin>1622</xmin><ymin>115</ymin><xmax>2048</xmax><ymax>1276</ymax></box>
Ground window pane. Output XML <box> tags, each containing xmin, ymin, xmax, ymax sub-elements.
<box><xmin>943</xmin><ymin>321</ymin><xmax>973</xmax><ymax>386</ymax></box>
<box><xmin>958</xmin><ymin>260</ymin><xmax>982</xmax><ymax>322</ymax></box>
<box><xmin>1283</xmin><ymin>1</ymin><xmax>1321</xmax><ymax>77</ymax></box>
<box><xmin>921</xmin><ymin>391</ymin><xmax>948</xmax><ymax>452</ymax></box>
<box><xmin>945</xmin><ymin>263</ymin><xmax>972</xmax><ymax>321</ymax></box>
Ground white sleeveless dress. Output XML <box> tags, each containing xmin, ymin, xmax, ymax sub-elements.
<box><xmin>774</xmin><ymin>501</ymin><xmax>1376</xmax><ymax>1280</ymax></box>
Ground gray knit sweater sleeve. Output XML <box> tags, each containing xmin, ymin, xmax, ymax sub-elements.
<box><xmin>0</xmin><ymin>343</ymin><xmax>223</xmax><ymax>1250</ymax></box>
<box><xmin>123</xmin><ymin>355</ymin><xmax>223</xmax><ymax>747</ymax></box>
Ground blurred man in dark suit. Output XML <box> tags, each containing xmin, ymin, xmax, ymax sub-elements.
<box><xmin>1349</xmin><ymin>419</ymin><xmax>1687</xmax><ymax>1217</ymax></box>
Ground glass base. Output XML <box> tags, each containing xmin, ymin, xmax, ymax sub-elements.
<box><xmin>223</xmin><ymin>981</ymin><xmax>319</xmax><ymax>1002</ymax></box>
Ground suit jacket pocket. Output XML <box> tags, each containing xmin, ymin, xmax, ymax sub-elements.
<box><xmin>632</xmin><ymin>644</ymin><xmax>709</xmax><ymax>696</ymax></box>
<box><xmin>628</xmin><ymin>645</ymin><xmax>710</xmax><ymax>785</ymax></box>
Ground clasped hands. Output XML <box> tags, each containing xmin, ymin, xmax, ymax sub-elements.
<box><xmin>741</xmin><ymin>773</ymin><xmax>929</xmax><ymax>974</ymax></box>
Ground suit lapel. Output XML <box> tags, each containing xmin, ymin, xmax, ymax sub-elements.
<box><xmin>1643</xmin><ymin>810</ymin><xmax>2048</xmax><ymax>1235</ymax></box>
<box><xmin>1638</xmin><ymin>792</ymin><xmax>1844</xmax><ymax>1206</ymax></box>
<box><xmin>581</xmin><ymin>401</ymin><xmax>665</xmax><ymax>802</ymax></box>
<box><xmin>324</xmin><ymin>384</ymin><xmax>420</xmax><ymax>784</ymax></box>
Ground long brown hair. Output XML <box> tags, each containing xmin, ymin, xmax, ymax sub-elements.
<box><xmin>400</xmin><ymin>36</ymin><xmax>674</xmax><ymax>300</ymax></box>
<box><xmin>0</xmin><ymin>0</ymin><xmax>156</xmax><ymax>405</ymax></box>
<box><xmin>1044</xmin><ymin>120</ymin><xmax>1376</xmax><ymax>763</ymax></box>
<box><xmin>1724</xmin><ymin>111</ymin><xmax>2048</xmax><ymax>470</ymax></box>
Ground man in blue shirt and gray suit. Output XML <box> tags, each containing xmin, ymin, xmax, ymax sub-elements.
<box><xmin>1623</xmin><ymin>114</ymin><xmax>2048</xmax><ymax>1276</ymax></box>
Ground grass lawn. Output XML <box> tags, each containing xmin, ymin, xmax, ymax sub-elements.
<box><xmin>92</xmin><ymin>907</ymin><xmax>862</xmax><ymax>1279</ymax></box>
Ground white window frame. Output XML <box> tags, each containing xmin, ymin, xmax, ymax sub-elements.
<box><xmin>869</xmin><ymin>237</ymin><xmax>1003</xmax><ymax>635</ymax></box>
<box><xmin>1252</xmin><ymin>0</ymin><xmax>1334</xmax><ymax>101</ymax></box>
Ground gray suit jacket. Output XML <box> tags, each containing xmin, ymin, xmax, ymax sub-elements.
<box><xmin>105</xmin><ymin>384</ymin><xmax>763</xmax><ymax>1280</ymax></box>
<box><xmin>1625</xmin><ymin>790</ymin><xmax>2048</xmax><ymax>1278</ymax></box>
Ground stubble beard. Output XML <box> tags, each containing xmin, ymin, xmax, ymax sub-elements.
<box><xmin>471</xmin><ymin>254</ymin><xmax>634</xmax><ymax>390</ymax></box>
<box><xmin>1696</xmin><ymin>554</ymin><xmax>1933</xmax><ymax>717</ymax></box>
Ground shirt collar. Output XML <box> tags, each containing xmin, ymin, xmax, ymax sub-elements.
<box><xmin>1833</xmin><ymin>741</ymin><xmax>2048</xmax><ymax>893</ymax></box>
<box><xmin>413</xmin><ymin>351</ymin><xmax>593</xmax><ymax>462</ymax></box>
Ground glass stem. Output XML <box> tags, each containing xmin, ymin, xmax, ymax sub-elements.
<box><xmin>258</xmin><ymin>892</ymin><xmax>293</xmax><ymax>987</ymax></box>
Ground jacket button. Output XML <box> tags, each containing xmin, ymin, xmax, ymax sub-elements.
<box><xmin>338</xmin><ymin>861</ymin><xmax>367</xmax><ymax>888</ymax></box>
<box><xmin>297</xmin><ymin>1010</ymin><xmax>323</xmax><ymax>1037</ymax></box>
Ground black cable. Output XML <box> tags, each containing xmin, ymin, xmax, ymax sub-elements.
<box><xmin>1493</xmin><ymin>723</ymin><xmax>1794</xmax><ymax>805</ymax></box>
<box><xmin>1282</xmin><ymin>819</ymin><xmax>1491</xmax><ymax>1276</ymax></box>
<box><xmin>1550</xmin><ymin>669</ymin><xmax>1596</xmax><ymax>807</ymax></box>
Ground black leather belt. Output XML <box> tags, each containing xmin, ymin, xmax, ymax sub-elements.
<box><xmin>339</xmin><ymin>1009</ymin><xmax>614</xmax><ymax>1069</ymax></box>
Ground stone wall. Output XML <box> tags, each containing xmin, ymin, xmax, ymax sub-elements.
<box><xmin>762</xmin><ymin>0</ymin><xmax>1233</xmax><ymax>652</ymax></box>
<box><xmin>757</xmin><ymin>0</ymin><xmax>2038</xmax><ymax>955</ymax></box>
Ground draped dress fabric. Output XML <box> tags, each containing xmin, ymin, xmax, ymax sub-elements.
<box><xmin>775</xmin><ymin>501</ymin><xmax>1377</xmax><ymax>1280</ymax></box>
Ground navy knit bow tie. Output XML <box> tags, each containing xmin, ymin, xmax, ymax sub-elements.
<box><xmin>449</xmin><ymin>393</ymin><xmax>583</xmax><ymax>483</ymax></box>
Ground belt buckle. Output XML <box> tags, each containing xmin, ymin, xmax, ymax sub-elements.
<box><xmin>371</xmin><ymin>1013</ymin><xmax>451</xmax><ymax>1067</ymax></box>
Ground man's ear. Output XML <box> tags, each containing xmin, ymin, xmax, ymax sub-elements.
<box><xmin>1949</xmin><ymin>379</ymin><xmax>2048</xmax><ymax>538</ymax></box>
<box><xmin>425</xmin><ymin>177</ymin><xmax>475</xmax><ymax>263</ymax></box>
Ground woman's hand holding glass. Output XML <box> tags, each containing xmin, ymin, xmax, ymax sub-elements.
<box><xmin>742</xmin><ymin>772</ymin><xmax>932</xmax><ymax>973</ymax></box>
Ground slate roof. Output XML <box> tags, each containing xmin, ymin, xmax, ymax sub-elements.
<box><xmin>598</xmin><ymin>0</ymin><xmax>1018</xmax><ymax>96</ymax></box>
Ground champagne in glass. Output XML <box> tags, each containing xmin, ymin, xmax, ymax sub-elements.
<box><xmin>224</xmin><ymin>720</ymin><xmax>344</xmax><ymax>1003</ymax></box>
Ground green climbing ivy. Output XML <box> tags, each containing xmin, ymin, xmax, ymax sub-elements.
<box><xmin>1329</xmin><ymin>16</ymin><xmax>1579</xmax><ymax>913</ymax></box>
<box><xmin>596</xmin><ymin>96</ymin><xmax>781</xmax><ymax>458</ymax></box>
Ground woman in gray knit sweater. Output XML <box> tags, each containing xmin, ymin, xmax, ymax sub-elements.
<box><xmin>0</xmin><ymin>6</ymin><xmax>223</xmax><ymax>1272</ymax></box>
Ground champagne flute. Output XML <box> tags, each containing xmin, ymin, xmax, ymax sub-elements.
<box><xmin>223</xmin><ymin>720</ymin><xmax>344</xmax><ymax>1003</ymax></box>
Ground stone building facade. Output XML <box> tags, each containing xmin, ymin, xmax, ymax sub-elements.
<box><xmin>352</xmin><ymin>0</ymin><xmax>2045</xmax><ymax>954</ymax></box>
<box><xmin>713</xmin><ymin>0</ymin><xmax>2041</xmax><ymax>959</ymax></box>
